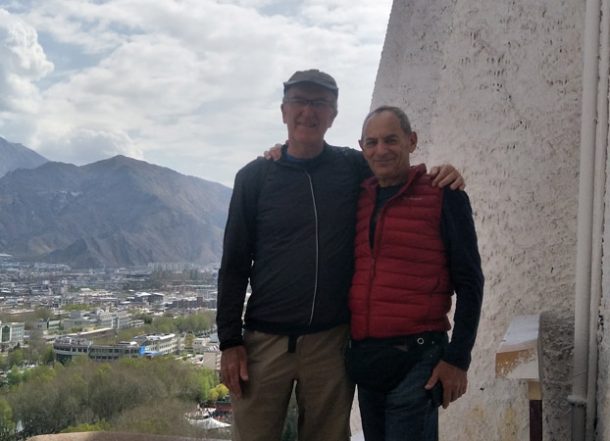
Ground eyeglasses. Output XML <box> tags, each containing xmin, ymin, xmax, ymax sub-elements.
<box><xmin>283</xmin><ymin>97</ymin><xmax>336</xmax><ymax>110</ymax></box>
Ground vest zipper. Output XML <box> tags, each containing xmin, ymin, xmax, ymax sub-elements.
<box><xmin>305</xmin><ymin>171</ymin><xmax>319</xmax><ymax>327</ymax></box>
<box><xmin>366</xmin><ymin>190</ymin><xmax>397</xmax><ymax>334</ymax></box>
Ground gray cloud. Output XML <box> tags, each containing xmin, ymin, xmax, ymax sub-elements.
<box><xmin>0</xmin><ymin>0</ymin><xmax>392</xmax><ymax>186</ymax></box>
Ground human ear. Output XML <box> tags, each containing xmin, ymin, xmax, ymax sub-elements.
<box><xmin>408</xmin><ymin>132</ymin><xmax>418</xmax><ymax>152</ymax></box>
<box><xmin>327</xmin><ymin>109</ymin><xmax>338</xmax><ymax>128</ymax></box>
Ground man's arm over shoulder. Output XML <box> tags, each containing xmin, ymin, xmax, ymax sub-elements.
<box><xmin>440</xmin><ymin>188</ymin><xmax>484</xmax><ymax>370</ymax></box>
<box><xmin>217</xmin><ymin>160</ymin><xmax>266</xmax><ymax>350</ymax></box>
<box><xmin>328</xmin><ymin>145</ymin><xmax>371</xmax><ymax>181</ymax></box>
<box><xmin>429</xmin><ymin>165</ymin><xmax>466</xmax><ymax>190</ymax></box>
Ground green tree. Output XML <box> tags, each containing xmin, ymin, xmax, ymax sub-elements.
<box><xmin>24</xmin><ymin>329</ymin><xmax>50</xmax><ymax>365</ymax></box>
<box><xmin>133</xmin><ymin>312</ymin><xmax>153</xmax><ymax>325</ymax></box>
<box><xmin>4</xmin><ymin>353</ymin><xmax>222</xmax><ymax>437</ymax></box>
<box><xmin>207</xmin><ymin>383</ymin><xmax>229</xmax><ymax>403</ymax></box>
<box><xmin>20</xmin><ymin>364</ymin><xmax>56</xmax><ymax>384</ymax></box>
<box><xmin>34</xmin><ymin>307</ymin><xmax>54</xmax><ymax>322</ymax></box>
<box><xmin>88</xmin><ymin>362</ymin><xmax>146</xmax><ymax>420</ymax></box>
<box><xmin>40</xmin><ymin>347</ymin><xmax>55</xmax><ymax>365</ymax></box>
<box><xmin>6</xmin><ymin>349</ymin><xmax>23</xmax><ymax>369</ymax></box>
<box><xmin>183</xmin><ymin>333</ymin><xmax>195</xmax><ymax>351</ymax></box>
<box><xmin>0</xmin><ymin>399</ymin><xmax>15</xmax><ymax>441</ymax></box>
<box><xmin>173</xmin><ymin>312</ymin><xmax>214</xmax><ymax>334</ymax></box>
<box><xmin>207</xmin><ymin>388</ymin><xmax>219</xmax><ymax>402</ymax></box>
<box><xmin>215</xmin><ymin>383</ymin><xmax>229</xmax><ymax>400</ymax></box>
<box><xmin>10</xmin><ymin>373</ymin><xmax>64</xmax><ymax>436</ymax></box>
<box><xmin>6</xmin><ymin>369</ymin><xmax>22</xmax><ymax>387</ymax></box>
<box><xmin>9</xmin><ymin>361</ymin><xmax>88</xmax><ymax>437</ymax></box>
<box><xmin>61</xmin><ymin>421</ymin><xmax>111</xmax><ymax>433</ymax></box>
<box><xmin>151</xmin><ymin>316</ymin><xmax>175</xmax><ymax>334</ymax></box>
<box><xmin>111</xmin><ymin>398</ymin><xmax>197</xmax><ymax>437</ymax></box>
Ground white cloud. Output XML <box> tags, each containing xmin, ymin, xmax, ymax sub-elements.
<box><xmin>0</xmin><ymin>0</ymin><xmax>392</xmax><ymax>186</ymax></box>
<box><xmin>40</xmin><ymin>128</ymin><xmax>143</xmax><ymax>165</ymax></box>
<box><xmin>0</xmin><ymin>9</ymin><xmax>53</xmax><ymax>112</ymax></box>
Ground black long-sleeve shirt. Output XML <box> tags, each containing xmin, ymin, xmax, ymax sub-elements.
<box><xmin>217</xmin><ymin>145</ymin><xmax>367</xmax><ymax>350</ymax></box>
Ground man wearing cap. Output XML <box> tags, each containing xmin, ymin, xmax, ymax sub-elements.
<box><xmin>216</xmin><ymin>69</ymin><xmax>463</xmax><ymax>441</ymax></box>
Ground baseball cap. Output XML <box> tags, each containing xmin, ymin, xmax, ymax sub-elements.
<box><xmin>283</xmin><ymin>69</ymin><xmax>339</xmax><ymax>96</ymax></box>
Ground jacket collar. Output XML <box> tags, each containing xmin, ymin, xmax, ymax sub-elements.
<box><xmin>361</xmin><ymin>163</ymin><xmax>428</xmax><ymax>196</ymax></box>
<box><xmin>277</xmin><ymin>142</ymin><xmax>333</xmax><ymax>170</ymax></box>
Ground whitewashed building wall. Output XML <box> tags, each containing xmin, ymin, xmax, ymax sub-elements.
<box><xmin>372</xmin><ymin>0</ymin><xmax>609</xmax><ymax>439</ymax></box>
<box><xmin>601</xmin><ymin>154</ymin><xmax>610</xmax><ymax>439</ymax></box>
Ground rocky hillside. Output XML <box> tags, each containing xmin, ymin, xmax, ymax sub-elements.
<box><xmin>0</xmin><ymin>136</ymin><xmax>48</xmax><ymax>177</ymax></box>
<box><xmin>0</xmin><ymin>155</ymin><xmax>232</xmax><ymax>268</ymax></box>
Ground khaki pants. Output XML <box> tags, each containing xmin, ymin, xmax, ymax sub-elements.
<box><xmin>232</xmin><ymin>325</ymin><xmax>355</xmax><ymax>441</ymax></box>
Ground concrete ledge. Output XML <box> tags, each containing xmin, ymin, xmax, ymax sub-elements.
<box><xmin>496</xmin><ymin>314</ymin><xmax>541</xmax><ymax>382</ymax></box>
<box><xmin>27</xmin><ymin>432</ymin><xmax>200</xmax><ymax>441</ymax></box>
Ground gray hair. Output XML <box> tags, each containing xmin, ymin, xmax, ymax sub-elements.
<box><xmin>361</xmin><ymin>105</ymin><xmax>412</xmax><ymax>138</ymax></box>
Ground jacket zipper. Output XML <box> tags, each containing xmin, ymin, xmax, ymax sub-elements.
<box><xmin>366</xmin><ymin>195</ymin><xmax>381</xmax><ymax>335</ymax></box>
<box><xmin>305</xmin><ymin>171</ymin><xmax>319</xmax><ymax>326</ymax></box>
<box><xmin>365</xmin><ymin>186</ymin><xmax>399</xmax><ymax>334</ymax></box>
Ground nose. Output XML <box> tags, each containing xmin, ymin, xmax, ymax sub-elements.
<box><xmin>376</xmin><ymin>142</ymin><xmax>390</xmax><ymax>154</ymax></box>
<box><xmin>300</xmin><ymin>104</ymin><xmax>317</xmax><ymax>116</ymax></box>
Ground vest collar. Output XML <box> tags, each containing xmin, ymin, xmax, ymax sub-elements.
<box><xmin>361</xmin><ymin>163</ymin><xmax>428</xmax><ymax>196</ymax></box>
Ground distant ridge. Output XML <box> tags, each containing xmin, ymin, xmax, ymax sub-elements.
<box><xmin>0</xmin><ymin>154</ymin><xmax>232</xmax><ymax>269</ymax></box>
<box><xmin>0</xmin><ymin>136</ymin><xmax>48</xmax><ymax>177</ymax></box>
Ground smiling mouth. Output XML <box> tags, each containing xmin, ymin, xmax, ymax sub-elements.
<box><xmin>374</xmin><ymin>159</ymin><xmax>395</xmax><ymax>165</ymax></box>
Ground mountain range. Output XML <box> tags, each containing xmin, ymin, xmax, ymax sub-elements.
<box><xmin>0</xmin><ymin>137</ymin><xmax>48</xmax><ymax>177</ymax></box>
<box><xmin>0</xmin><ymin>137</ymin><xmax>232</xmax><ymax>269</ymax></box>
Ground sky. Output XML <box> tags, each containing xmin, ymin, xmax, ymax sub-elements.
<box><xmin>0</xmin><ymin>0</ymin><xmax>392</xmax><ymax>187</ymax></box>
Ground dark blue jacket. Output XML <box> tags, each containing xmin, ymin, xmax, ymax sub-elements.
<box><xmin>217</xmin><ymin>144</ymin><xmax>368</xmax><ymax>350</ymax></box>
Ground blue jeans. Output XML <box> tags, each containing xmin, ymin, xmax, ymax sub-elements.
<box><xmin>358</xmin><ymin>343</ymin><xmax>444</xmax><ymax>441</ymax></box>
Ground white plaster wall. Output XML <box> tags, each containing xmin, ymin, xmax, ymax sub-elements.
<box><xmin>372</xmin><ymin>1</ymin><xmax>585</xmax><ymax>439</ymax></box>
<box><xmin>599</xmin><ymin>111</ymin><xmax>610</xmax><ymax>440</ymax></box>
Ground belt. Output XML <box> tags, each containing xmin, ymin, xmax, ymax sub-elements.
<box><xmin>350</xmin><ymin>331</ymin><xmax>447</xmax><ymax>351</ymax></box>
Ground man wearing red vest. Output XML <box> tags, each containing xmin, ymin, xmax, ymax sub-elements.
<box><xmin>347</xmin><ymin>106</ymin><xmax>484</xmax><ymax>441</ymax></box>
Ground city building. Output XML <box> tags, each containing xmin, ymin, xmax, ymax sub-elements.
<box><xmin>88</xmin><ymin>341</ymin><xmax>142</xmax><ymax>362</ymax></box>
<box><xmin>53</xmin><ymin>336</ymin><xmax>92</xmax><ymax>363</ymax></box>
<box><xmin>52</xmin><ymin>333</ymin><xmax>179</xmax><ymax>362</ymax></box>
<box><xmin>139</xmin><ymin>333</ymin><xmax>178</xmax><ymax>356</ymax></box>
<box><xmin>0</xmin><ymin>321</ymin><xmax>25</xmax><ymax>350</ymax></box>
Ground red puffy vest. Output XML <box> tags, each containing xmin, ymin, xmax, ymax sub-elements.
<box><xmin>349</xmin><ymin>164</ymin><xmax>453</xmax><ymax>340</ymax></box>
